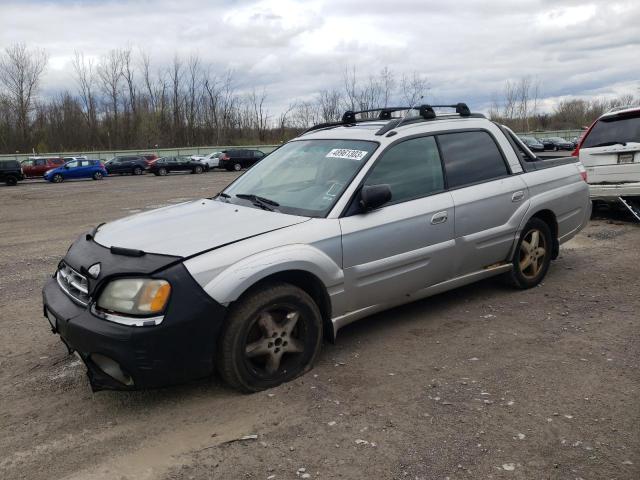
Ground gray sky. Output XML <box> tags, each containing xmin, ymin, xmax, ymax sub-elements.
<box><xmin>1</xmin><ymin>0</ymin><xmax>639</xmax><ymax>114</ymax></box>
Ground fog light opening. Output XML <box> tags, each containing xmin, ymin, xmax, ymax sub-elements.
<box><xmin>91</xmin><ymin>353</ymin><xmax>134</xmax><ymax>386</ymax></box>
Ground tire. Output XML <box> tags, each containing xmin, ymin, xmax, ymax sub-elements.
<box><xmin>217</xmin><ymin>282</ymin><xmax>323</xmax><ymax>393</ymax></box>
<box><xmin>193</xmin><ymin>165</ymin><xmax>203</xmax><ymax>174</ymax></box>
<box><xmin>92</xmin><ymin>171</ymin><xmax>103</xmax><ymax>180</ymax></box>
<box><xmin>158</xmin><ymin>167</ymin><xmax>167</xmax><ymax>176</ymax></box>
<box><xmin>133</xmin><ymin>166</ymin><xmax>143</xmax><ymax>175</ymax></box>
<box><xmin>5</xmin><ymin>175</ymin><xmax>18</xmax><ymax>186</ymax></box>
<box><xmin>52</xmin><ymin>174</ymin><xmax>64</xmax><ymax>183</ymax></box>
<box><xmin>503</xmin><ymin>218</ymin><xmax>553</xmax><ymax>289</ymax></box>
<box><xmin>233</xmin><ymin>162</ymin><xmax>242</xmax><ymax>172</ymax></box>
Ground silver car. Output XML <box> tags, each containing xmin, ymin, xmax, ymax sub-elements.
<box><xmin>42</xmin><ymin>104</ymin><xmax>591</xmax><ymax>392</ymax></box>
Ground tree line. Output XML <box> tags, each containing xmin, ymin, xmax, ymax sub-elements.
<box><xmin>0</xmin><ymin>43</ymin><xmax>637</xmax><ymax>154</ymax></box>
<box><xmin>488</xmin><ymin>76</ymin><xmax>639</xmax><ymax>132</ymax></box>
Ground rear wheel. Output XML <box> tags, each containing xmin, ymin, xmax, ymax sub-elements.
<box><xmin>217</xmin><ymin>283</ymin><xmax>323</xmax><ymax>393</ymax></box>
<box><xmin>52</xmin><ymin>174</ymin><xmax>64</xmax><ymax>183</ymax></box>
<box><xmin>193</xmin><ymin>165</ymin><xmax>203</xmax><ymax>174</ymax></box>
<box><xmin>92</xmin><ymin>171</ymin><xmax>103</xmax><ymax>180</ymax></box>
<box><xmin>503</xmin><ymin>218</ymin><xmax>552</xmax><ymax>289</ymax></box>
<box><xmin>133</xmin><ymin>166</ymin><xmax>143</xmax><ymax>175</ymax></box>
<box><xmin>5</xmin><ymin>175</ymin><xmax>18</xmax><ymax>186</ymax></box>
<box><xmin>233</xmin><ymin>162</ymin><xmax>242</xmax><ymax>171</ymax></box>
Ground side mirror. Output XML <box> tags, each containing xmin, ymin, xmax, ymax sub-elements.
<box><xmin>359</xmin><ymin>184</ymin><xmax>392</xmax><ymax>212</ymax></box>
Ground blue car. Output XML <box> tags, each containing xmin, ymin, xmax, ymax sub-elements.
<box><xmin>44</xmin><ymin>159</ymin><xmax>108</xmax><ymax>183</ymax></box>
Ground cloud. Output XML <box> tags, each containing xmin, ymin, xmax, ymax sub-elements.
<box><xmin>0</xmin><ymin>0</ymin><xmax>638</xmax><ymax>115</ymax></box>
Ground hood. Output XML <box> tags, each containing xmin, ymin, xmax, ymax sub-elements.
<box><xmin>94</xmin><ymin>199</ymin><xmax>309</xmax><ymax>257</ymax></box>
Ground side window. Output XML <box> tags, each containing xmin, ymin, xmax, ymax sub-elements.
<box><xmin>364</xmin><ymin>136</ymin><xmax>445</xmax><ymax>205</ymax></box>
<box><xmin>66</xmin><ymin>161</ymin><xmax>78</xmax><ymax>168</ymax></box>
<box><xmin>437</xmin><ymin>131</ymin><xmax>509</xmax><ymax>188</ymax></box>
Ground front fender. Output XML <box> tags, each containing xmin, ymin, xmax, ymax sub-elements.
<box><xmin>200</xmin><ymin>244</ymin><xmax>344</xmax><ymax>305</ymax></box>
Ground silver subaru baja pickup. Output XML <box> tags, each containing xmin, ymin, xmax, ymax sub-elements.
<box><xmin>42</xmin><ymin>104</ymin><xmax>591</xmax><ymax>392</ymax></box>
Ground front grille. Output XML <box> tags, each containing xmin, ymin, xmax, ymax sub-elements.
<box><xmin>56</xmin><ymin>262</ymin><xmax>90</xmax><ymax>305</ymax></box>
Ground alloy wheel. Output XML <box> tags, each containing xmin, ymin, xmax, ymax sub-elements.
<box><xmin>519</xmin><ymin>228</ymin><xmax>547</xmax><ymax>279</ymax></box>
<box><xmin>244</xmin><ymin>307</ymin><xmax>305</xmax><ymax>376</ymax></box>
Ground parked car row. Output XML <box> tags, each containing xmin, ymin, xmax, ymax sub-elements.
<box><xmin>1</xmin><ymin>149</ymin><xmax>266</xmax><ymax>186</ymax></box>
<box><xmin>519</xmin><ymin>135</ymin><xmax>577</xmax><ymax>151</ymax></box>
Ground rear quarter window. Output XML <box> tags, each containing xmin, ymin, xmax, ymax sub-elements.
<box><xmin>437</xmin><ymin>130</ymin><xmax>509</xmax><ymax>188</ymax></box>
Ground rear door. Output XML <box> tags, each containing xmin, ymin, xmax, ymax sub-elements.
<box><xmin>437</xmin><ymin>130</ymin><xmax>529</xmax><ymax>276</ymax></box>
<box><xmin>579</xmin><ymin>110</ymin><xmax>640</xmax><ymax>183</ymax></box>
<box><xmin>340</xmin><ymin>136</ymin><xmax>456</xmax><ymax>312</ymax></box>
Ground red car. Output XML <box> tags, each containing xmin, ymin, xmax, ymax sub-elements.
<box><xmin>21</xmin><ymin>157</ymin><xmax>65</xmax><ymax>178</ymax></box>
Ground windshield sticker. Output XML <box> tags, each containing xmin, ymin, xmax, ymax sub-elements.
<box><xmin>326</xmin><ymin>149</ymin><xmax>369</xmax><ymax>161</ymax></box>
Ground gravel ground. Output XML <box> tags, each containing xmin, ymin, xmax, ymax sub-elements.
<box><xmin>0</xmin><ymin>172</ymin><xmax>638</xmax><ymax>480</ymax></box>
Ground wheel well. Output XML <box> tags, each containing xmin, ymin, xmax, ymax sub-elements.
<box><xmin>242</xmin><ymin>270</ymin><xmax>334</xmax><ymax>342</ymax></box>
<box><xmin>530</xmin><ymin>209</ymin><xmax>559</xmax><ymax>259</ymax></box>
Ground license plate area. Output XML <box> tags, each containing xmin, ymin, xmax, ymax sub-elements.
<box><xmin>618</xmin><ymin>153</ymin><xmax>635</xmax><ymax>164</ymax></box>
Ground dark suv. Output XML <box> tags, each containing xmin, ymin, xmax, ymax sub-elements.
<box><xmin>0</xmin><ymin>159</ymin><xmax>25</xmax><ymax>186</ymax></box>
<box><xmin>219</xmin><ymin>149</ymin><xmax>266</xmax><ymax>171</ymax></box>
<box><xmin>104</xmin><ymin>156</ymin><xmax>149</xmax><ymax>175</ymax></box>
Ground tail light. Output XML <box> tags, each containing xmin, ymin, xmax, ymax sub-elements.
<box><xmin>572</xmin><ymin>119</ymin><xmax>598</xmax><ymax>157</ymax></box>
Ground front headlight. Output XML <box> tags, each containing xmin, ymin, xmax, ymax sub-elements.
<box><xmin>45</xmin><ymin>169</ymin><xmax>54</xmax><ymax>175</ymax></box>
<box><xmin>97</xmin><ymin>278</ymin><xmax>171</xmax><ymax>316</ymax></box>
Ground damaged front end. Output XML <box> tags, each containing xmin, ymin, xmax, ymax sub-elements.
<box><xmin>42</xmin><ymin>229</ymin><xmax>227</xmax><ymax>391</ymax></box>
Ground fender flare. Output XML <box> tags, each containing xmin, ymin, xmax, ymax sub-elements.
<box><xmin>202</xmin><ymin>244</ymin><xmax>344</xmax><ymax>306</ymax></box>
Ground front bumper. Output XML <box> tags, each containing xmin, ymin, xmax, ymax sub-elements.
<box><xmin>42</xmin><ymin>238</ymin><xmax>227</xmax><ymax>391</ymax></box>
<box><xmin>590</xmin><ymin>182</ymin><xmax>640</xmax><ymax>200</ymax></box>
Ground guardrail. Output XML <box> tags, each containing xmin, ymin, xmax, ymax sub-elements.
<box><xmin>516</xmin><ymin>129</ymin><xmax>584</xmax><ymax>140</ymax></box>
<box><xmin>0</xmin><ymin>145</ymin><xmax>281</xmax><ymax>162</ymax></box>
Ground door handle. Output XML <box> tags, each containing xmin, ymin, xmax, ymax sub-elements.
<box><xmin>431</xmin><ymin>211</ymin><xmax>448</xmax><ymax>225</ymax></box>
<box><xmin>512</xmin><ymin>190</ymin><xmax>525</xmax><ymax>202</ymax></box>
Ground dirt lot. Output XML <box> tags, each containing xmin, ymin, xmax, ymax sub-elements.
<box><xmin>0</xmin><ymin>173</ymin><xmax>638</xmax><ymax>480</ymax></box>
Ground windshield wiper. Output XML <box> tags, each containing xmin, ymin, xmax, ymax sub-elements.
<box><xmin>235</xmin><ymin>193</ymin><xmax>280</xmax><ymax>211</ymax></box>
<box><xmin>590</xmin><ymin>141</ymin><xmax>627</xmax><ymax>147</ymax></box>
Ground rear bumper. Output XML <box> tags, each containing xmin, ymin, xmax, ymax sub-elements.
<box><xmin>42</xmin><ymin>261</ymin><xmax>227</xmax><ymax>391</ymax></box>
<box><xmin>590</xmin><ymin>182</ymin><xmax>640</xmax><ymax>200</ymax></box>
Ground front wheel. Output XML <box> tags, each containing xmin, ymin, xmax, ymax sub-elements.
<box><xmin>217</xmin><ymin>283</ymin><xmax>323</xmax><ymax>393</ymax></box>
<box><xmin>233</xmin><ymin>162</ymin><xmax>242</xmax><ymax>171</ymax></box>
<box><xmin>158</xmin><ymin>167</ymin><xmax>167</xmax><ymax>176</ymax></box>
<box><xmin>52</xmin><ymin>174</ymin><xmax>64</xmax><ymax>183</ymax></box>
<box><xmin>5</xmin><ymin>175</ymin><xmax>18</xmax><ymax>186</ymax></box>
<box><xmin>133</xmin><ymin>166</ymin><xmax>143</xmax><ymax>175</ymax></box>
<box><xmin>193</xmin><ymin>165</ymin><xmax>203</xmax><ymax>174</ymax></box>
<box><xmin>503</xmin><ymin>218</ymin><xmax>552</xmax><ymax>289</ymax></box>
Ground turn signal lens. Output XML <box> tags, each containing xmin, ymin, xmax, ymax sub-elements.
<box><xmin>97</xmin><ymin>278</ymin><xmax>171</xmax><ymax>316</ymax></box>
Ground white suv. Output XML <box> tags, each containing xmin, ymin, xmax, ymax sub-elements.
<box><xmin>575</xmin><ymin>106</ymin><xmax>640</xmax><ymax>218</ymax></box>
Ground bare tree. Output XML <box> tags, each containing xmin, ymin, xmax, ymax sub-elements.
<box><xmin>71</xmin><ymin>51</ymin><xmax>98</xmax><ymax>145</ymax></box>
<box><xmin>400</xmin><ymin>71</ymin><xmax>429</xmax><ymax>107</ymax></box>
<box><xmin>0</xmin><ymin>43</ymin><xmax>48</xmax><ymax>149</ymax></box>
<box><xmin>97</xmin><ymin>49</ymin><xmax>123</xmax><ymax>148</ymax></box>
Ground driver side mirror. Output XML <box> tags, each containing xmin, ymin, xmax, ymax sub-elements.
<box><xmin>359</xmin><ymin>184</ymin><xmax>392</xmax><ymax>212</ymax></box>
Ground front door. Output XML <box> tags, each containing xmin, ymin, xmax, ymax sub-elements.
<box><xmin>340</xmin><ymin>136</ymin><xmax>456</xmax><ymax>312</ymax></box>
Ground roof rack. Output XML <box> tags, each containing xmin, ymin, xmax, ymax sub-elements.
<box><xmin>301</xmin><ymin>102</ymin><xmax>478</xmax><ymax>136</ymax></box>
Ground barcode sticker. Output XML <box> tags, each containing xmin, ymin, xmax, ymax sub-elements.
<box><xmin>326</xmin><ymin>149</ymin><xmax>369</xmax><ymax>161</ymax></box>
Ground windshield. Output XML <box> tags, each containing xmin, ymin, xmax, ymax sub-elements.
<box><xmin>222</xmin><ymin>139</ymin><xmax>378</xmax><ymax>217</ymax></box>
<box><xmin>583</xmin><ymin>112</ymin><xmax>640</xmax><ymax>148</ymax></box>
